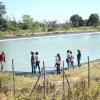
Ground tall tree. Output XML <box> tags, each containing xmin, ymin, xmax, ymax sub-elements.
<box><xmin>0</xmin><ymin>2</ymin><xmax>7</xmax><ymax>31</ymax></box>
<box><xmin>87</xmin><ymin>13</ymin><xmax>99</xmax><ymax>26</ymax></box>
<box><xmin>6</xmin><ymin>16</ymin><xmax>18</xmax><ymax>31</ymax></box>
<box><xmin>0</xmin><ymin>17</ymin><xmax>7</xmax><ymax>31</ymax></box>
<box><xmin>0</xmin><ymin>2</ymin><xmax>6</xmax><ymax>17</ymax></box>
<box><xmin>78</xmin><ymin>17</ymin><xmax>84</xmax><ymax>26</ymax></box>
<box><xmin>22</xmin><ymin>15</ymin><xmax>34</xmax><ymax>29</ymax></box>
<box><xmin>60</xmin><ymin>21</ymin><xmax>71</xmax><ymax>31</ymax></box>
<box><xmin>47</xmin><ymin>20</ymin><xmax>58</xmax><ymax>31</ymax></box>
<box><xmin>70</xmin><ymin>14</ymin><xmax>84</xmax><ymax>27</ymax></box>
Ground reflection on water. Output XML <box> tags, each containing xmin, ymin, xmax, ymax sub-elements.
<box><xmin>0</xmin><ymin>32</ymin><xmax>100</xmax><ymax>72</ymax></box>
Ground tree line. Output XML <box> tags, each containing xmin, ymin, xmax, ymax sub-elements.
<box><xmin>0</xmin><ymin>2</ymin><xmax>100</xmax><ymax>33</ymax></box>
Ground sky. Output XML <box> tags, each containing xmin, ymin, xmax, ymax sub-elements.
<box><xmin>2</xmin><ymin>0</ymin><xmax>100</xmax><ymax>23</ymax></box>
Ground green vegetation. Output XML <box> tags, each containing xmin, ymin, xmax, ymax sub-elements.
<box><xmin>0</xmin><ymin>1</ymin><xmax>100</xmax><ymax>37</ymax></box>
<box><xmin>0</xmin><ymin>60</ymin><xmax>100</xmax><ymax>100</ymax></box>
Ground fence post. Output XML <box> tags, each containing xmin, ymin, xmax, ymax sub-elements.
<box><xmin>12</xmin><ymin>59</ymin><xmax>16</xmax><ymax>100</ymax></box>
<box><xmin>65</xmin><ymin>74</ymin><xmax>71</xmax><ymax>92</ymax></box>
<box><xmin>29</xmin><ymin>67</ymin><xmax>44</xmax><ymax>97</ymax></box>
<box><xmin>43</xmin><ymin>61</ymin><xmax>46</xmax><ymax>98</ymax></box>
<box><xmin>88</xmin><ymin>56</ymin><xmax>90</xmax><ymax>89</ymax></box>
<box><xmin>29</xmin><ymin>76</ymin><xmax>41</xmax><ymax>96</ymax></box>
<box><xmin>62</xmin><ymin>61</ymin><xmax>65</xmax><ymax>100</ymax></box>
<box><xmin>68</xmin><ymin>89</ymin><xmax>71</xmax><ymax>100</ymax></box>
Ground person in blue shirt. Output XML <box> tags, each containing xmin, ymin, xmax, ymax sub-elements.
<box><xmin>77</xmin><ymin>50</ymin><xmax>81</xmax><ymax>67</ymax></box>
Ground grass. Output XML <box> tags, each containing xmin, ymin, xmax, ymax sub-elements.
<box><xmin>0</xmin><ymin>60</ymin><xmax>100</xmax><ymax>100</ymax></box>
<box><xmin>0</xmin><ymin>26</ymin><xmax>100</xmax><ymax>38</ymax></box>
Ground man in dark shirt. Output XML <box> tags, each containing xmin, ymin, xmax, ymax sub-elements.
<box><xmin>77</xmin><ymin>50</ymin><xmax>81</xmax><ymax>67</ymax></box>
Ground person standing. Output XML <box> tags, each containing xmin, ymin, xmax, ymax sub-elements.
<box><xmin>55</xmin><ymin>53</ymin><xmax>61</xmax><ymax>74</ymax></box>
<box><xmin>77</xmin><ymin>50</ymin><xmax>81</xmax><ymax>67</ymax></box>
<box><xmin>35</xmin><ymin>52</ymin><xmax>40</xmax><ymax>73</ymax></box>
<box><xmin>66</xmin><ymin>50</ymin><xmax>71</xmax><ymax>69</ymax></box>
<box><xmin>0</xmin><ymin>52</ymin><xmax>5</xmax><ymax>71</ymax></box>
<box><xmin>31</xmin><ymin>52</ymin><xmax>36</xmax><ymax>74</ymax></box>
<box><xmin>70</xmin><ymin>51</ymin><xmax>74</xmax><ymax>68</ymax></box>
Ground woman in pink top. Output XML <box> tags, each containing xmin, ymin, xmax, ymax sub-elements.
<box><xmin>55</xmin><ymin>53</ymin><xmax>61</xmax><ymax>74</ymax></box>
<box><xmin>35</xmin><ymin>52</ymin><xmax>40</xmax><ymax>73</ymax></box>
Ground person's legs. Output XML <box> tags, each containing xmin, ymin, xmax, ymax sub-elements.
<box><xmin>31</xmin><ymin>64</ymin><xmax>34</xmax><ymax>74</ymax></box>
<box><xmin>38</xmin><ymin>65</ymin><xmax>40</xmax><ymax>73</ymax></box>
<box><xmin>57</xmin><ymin>64</ymin><xmax>60</xmax><ymax>74</ymax></box>
<box><xmin>56</xmin><ymin>64</ymin><xmax>59</xmax><ymax>74</ymax></box>
<box><xmin>58</xmin><ymin>66</ymin><xmax>60</xmax><ymax>74</ymax></box>
<box><xmin>67</xmin><ymin>62</ymin><xmax>69</xmax><ymax>69</ymax></box>
<box><xmin>77</xmin><ymin>59</ymin><xmax>80</xmax><ymax>67</ymax></box>
<box><xmin>79</xmin><ymin>60</ymin><xmax>81</xmax><ymax>67</ymax></box>
<box><xmin>57</xmin><ymin>66</ymin><xmax>58</xmax><ymax>74</ymax></box>
<box><xmin>33</xmin><ymin>64</ymin><xmax>36</xmax><ymax>74</ymax></box>
<box><xmin>37</xmin><ymin>61</ymin><xmax>40</xmax><ymax>73</ymax></box>
<box><xmin>1</xmin><ymin>61</ymin><xmax>4</xmax><ymax>71</ymax></box>
<box><xmin>70</xmin><ymin>61</ymin><xmax>72</xmax><ymax>68</ymax></box>
<box><xmin>68</xmin><ymin>61</ymin><xmax>71</xmax><ymax>69</ymax></box>
<box><xmin>71</xmin><ymin>61</ymin><xmax>74</xmax><ymax>68</ymax></box>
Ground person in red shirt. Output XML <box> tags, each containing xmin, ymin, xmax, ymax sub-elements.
<box><xmin>0</xmin><ymin>52</ymin><xmax>5</xmax><ymax>71</ymax></box>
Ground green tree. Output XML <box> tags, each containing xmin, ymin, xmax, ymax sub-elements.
<box><xmin>0</xmin><ymin>2</ymin><xmax>6</xmax><ymax>17</ymax></box>
<box><xmin>87</xmin><ymin>13</ymin><xmax>99</xmax><ymax>26</ymax></box>
<box><xmin>22</xmin><ymin>15</ymin><xmax>34</xmax><ymax>29</ymax></box>
<box><xmin>18</xmin><ymin>22</ymin><xmax>28</xmax><ymax>30</ymax></box>
<box><xmin>0</xmin><ymin>17</ymin><xmax>8</xmax><ymax>31</ymax></box>
<box><xmin>78</xmin><ymin>17</ymin><xmax>84</xmax><ymax>26</ymax></box>
<box><xmin>70</xmin><ymin>14</ymin><xmax>84</xmax><ymax>27</ymax></box>
<box><xmin>0</xmin><ymin>2</ymin><xmax>7</xmax><ymax>31</ymax></box>
<box><xmin>47</xmin><ymin>20</ymin><xmax>58</xmax><ymax>31</ymax></box>
<box><xmin>83</xmin><ymin>19</ymin><xmax>88</xmax><ymax>26</ymax></box>
<box><xmin>61</xmin><ymin>21</ymin><xmax>71</xmax><ymax>31</ymax></box>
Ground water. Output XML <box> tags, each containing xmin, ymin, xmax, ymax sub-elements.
<box><xmin>0</xmin><ymin>32</ymin><xmax>100</xmax><ymax>72</ymax></box>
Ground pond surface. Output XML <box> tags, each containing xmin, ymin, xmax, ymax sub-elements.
<box><xmin>0</xmin><ymin>32</ymin><xmax>100</xmax><ymax>72</ymax></box>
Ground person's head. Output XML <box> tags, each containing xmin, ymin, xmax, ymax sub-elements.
<box><xmin>57</xmin><ymin>53</ymin><xmax>60</xmax><ymax>57</ymax></box>
<box><xmin>67</xmin><ymin>50</ymin><xmax>70</xmax><ymax>53</ymax></box>
<box><xmin>31</xmin><ymin>51</ymin><xmax>34</xmax><ymax>55</ymax></box>
<box><xmin>35</xmin><ymin>52</ymin><xmax>39</xmax><ymax>55</ymax></box>
<box><xmin>2</xmin><ymin>52</ymin><xmax>4</xmax><ymax>55</ymax></box>
<box><xmin>77</xmin><ymin>50</ymin><xmax>80</xmax><ymax>53</ymax></box>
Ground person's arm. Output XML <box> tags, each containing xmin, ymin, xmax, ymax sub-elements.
<box><xmin>80</xmin><ymin>53</ymin><xmax>81</xmax><ymax>60</ymax></box>
<box><xmin>31</xmin><ymin>56</ymin><xmax>33</xmax><ymax>64</ymax></box>
<box><xmin>55</xmin><ymin>57</ymin><xmax>57</xmax><ymax>66</ymax></box>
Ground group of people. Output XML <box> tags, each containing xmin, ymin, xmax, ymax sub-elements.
<box><xmin>0</xmin><ymin>52</ymin><xmax>5</xmax><ymax>71</ymax></box>
<box><xmin>31</xmin><ymin>51</ymin><xmax>40</xmax><ymax>74</ymax></box>
<box><xmin>55</xmin><ymin>50</ymin><xmax>81</xmax><ymax>74</ymax></box>
<box><xmin>0</xmin><ymin>50</ymin><xmax>81</xmax><ymax>75</ymax></box>
<box><xmin>31</xmin><ymin>50</ymin><xmax>81</xmax><ymax>75</ymax></box>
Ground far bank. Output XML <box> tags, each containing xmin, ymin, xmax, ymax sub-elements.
<box><xmin>0</xmin><ymin>26</ymin><xmax>100</xmax><ymax>39</ymax></box>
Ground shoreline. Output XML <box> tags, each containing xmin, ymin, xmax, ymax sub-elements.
<box><xmin>0</xmin><ymin>30</ymin><xmax>100</xmax><ymax>41</ymax></box>
<box><xmin>2</xmin><ymin>59</ymin><xmax>100</xmax><ymax>76</ymax></box>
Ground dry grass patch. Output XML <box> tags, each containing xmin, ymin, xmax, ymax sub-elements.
<box><xmin>0</xmin><ymin>60</ymin><xmax>100</xmax><ymax>99</ymax></box>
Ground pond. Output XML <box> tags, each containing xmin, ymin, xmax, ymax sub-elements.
<box><xmin>0</xmin><ymin>32</ymin><xmax>100</xmax><ymax>72</ymax></box>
